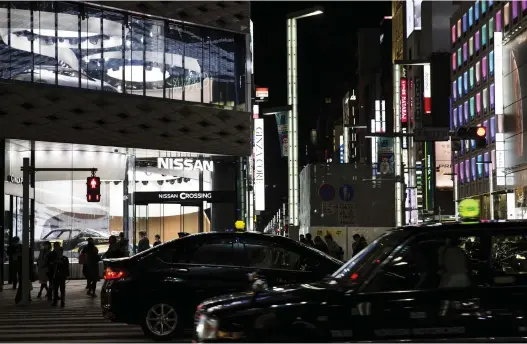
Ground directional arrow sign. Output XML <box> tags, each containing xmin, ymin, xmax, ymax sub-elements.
<box><xmin>413</xmin><ymin>127</ymin><xmax>451</xmax><ymax>142</ymax></box>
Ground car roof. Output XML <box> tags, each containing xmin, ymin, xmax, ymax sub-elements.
<box><xmin>393</xmin><ymin>220</ymin><xmax>527</xmax><ymax>234</ymax></box>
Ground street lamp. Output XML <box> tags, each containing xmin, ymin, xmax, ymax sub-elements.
<box><xmin>287</xmin><ymin>7</ymin><xmax>323</xmax><ymax>226</ymax></box>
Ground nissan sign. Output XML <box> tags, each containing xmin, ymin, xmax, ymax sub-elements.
<box><xmin>157</xmin><ymin>158</ymin><xmax>214</xmax><ymax>172</ymax></box>
<box><xmin>134</xmin><ymin>191</ymin><xmax>236</xmax><ymax>204</ymax></box>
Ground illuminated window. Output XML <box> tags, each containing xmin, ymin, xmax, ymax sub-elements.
<box><xmin>452</xmin><ymin>52</ymin><xmax>457</xmax><ymax>70</ymax></box>
<box><xmin>483</xmin><ymin>87</ymin><xmax>489</xmax><ymax>112</ymax></box>
<box><xmin>470</xmin><ymin>67</ymin><xmax>475</xmax><ymax>90</ymax></box>
<box><xmin>471</xmin><ymin>158</ymin><xmax>476</xmax><ymax>179</ymax></box>
<box><xmin>496</xmin><ymin>10</ymin><xmax>502</xmax><ymax>32</ymax></box>
<box><xmin>476</xmin><ymin>62</ymin><xmax>481</xmax><ymax>85</ymax></box>
<box><xmin>490</xmin><ymin>51</ymin><xmax>494</xmax><ymax>77</ymax></box>
<box><xmin>523</xmin><ymin>0</ymin><xmax>527</xmax><ymax>12</ymax></box>
<box><xmin>482</xmin><ymin>0</ymin><xmax>487</xmax><ymax>13</ymax></box>
<box><xmin>453</xmin><ymin>107</ymin><xmax>458</xmax><ymax>128</ymax></box>
<box><xmin>455</xmin><ymin>164</ymin><xmax>459</xmax><ymax>182</ymax></box>
<box><xmin>453</xmin><ymin>81</ymin><xmax>457</xmax><ymax>100</ymax></box>
<box><xmin>464</xmin><ymin>71</ymin><xmax>468</xmax><ymax>95</ymax></box>
<box><xmin>464</xmin><ymin>101</ymin><xmax>469</xmax><ymax>123</ymax></box>
<box><xmin>457</xmin><ymin>19</ymin><xmax>462</xmax><ymax>38</ymax></box>
<box><xmin>489</xmin><ymin>0</ymin><xmax>494</xmax><ymax>7</ymax></box>
<box><xmin>466</xmin><ymin>159</ymin><xmax>471</xmax><ymax>182</ymax></box>
<box><xmin>490</xmin><ymin>83</ymin><xmax>495</xmax><ymax>110</ymax></box>
<box><xmin>477</xmin><ymin>155</ymin><xmax>483</xmax><ymax>178</ymax></box>
<box><xmin>458</xmin><ymin>76</ymin><xmax>463</xmax><ymax>98</ymax></box>
<box><xmin>463</xmin><ymin>14</ymin><xmax>468</xmax><ymax>33</ymax></box>
<box><xmin>476</xmin><ymin>92</ymin><xmax>482</xmax><ymax>115</ymax></box>
<box><xmin>482</xmin><ymin>56</ymin><xmax>488</xmax><ymax>80</ymax></box>
<box><xmin>475</xmin><ymin>31</ymin><xmax>481</xmax><ymax>51</ymax></box>
<box><xmin>470</xmin><ymin>96</ymin><xmax>475</xmax><ymax>120</ymax></box>
<box><xmin>504</xmin><ymin>3</ymin><xmax>510</xmax><ymax>26</ymax></box>
<box><xmin>458</xmin><ymin>48</ymin><xmax>462</xmax><ymax>67</ymax></box>
<box><xmin>452</xmin><ymin>25</ymin><xmax>456</xmax><ymax>44</ymax></box>
<box><xmin>460</xmin><ymin>161</ymin><xmax>465</xmax><ymax>183</ymax></box>
<box><xmin>490</xmin><ymin>116</ymin><xmax>496</xmax><ymax>141</ymax></box>
<box><xmin>469</xmin><ymin>37</ymin><xmax>474</xmax><ymax>57</ymax></box>
<box><xmin>475</xmin><ymin>1</ymin><xmax>480</xmax><ymax>19</ymax></box>
<box><xmin>463</xmin><ymin>43</ymin><xmax>468</xmax><ymax>62</ymax></box>
<box><xmin>483</xmin><ymin>120</ymin><xmax>488</xmax><ymax>143</ymax></box>
<box><xmin>512</xmin><ymin>0</ymin><xmax>519</xmax><ymax>19</ymax></box>
<box><xmin>459</xmin><ymin>104</ymin><xmax>464</xmax><ymax>124</ymax></box>
<box><xmin>489</xmin><ymin>18</ymin><xmax>494</xmax><ymax>40</ymax></box>
<box><xmin>469</xmin><ymin>7</ymin><xmax>474</xmax><ymax>26</ymax></box>
<box><xmin>482</xmin><ymin>24</ymin><xmax>487</xmax><ymax>46</ymax></box>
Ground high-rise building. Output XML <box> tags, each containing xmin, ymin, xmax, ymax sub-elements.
<box><xmin>451</xmin><ymin>0</ymin><xmax>526</xmax><ymax>220</ymax></box>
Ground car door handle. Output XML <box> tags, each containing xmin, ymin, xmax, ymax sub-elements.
<box><xmin>176</xmin><ymin>268</ymin><xmax>188</xmax><ymax>273</ymax></box>
<box><xmin>357</xmin><ymin>302</ymin><xmax>371</xmax><ymax>316</ymax></box>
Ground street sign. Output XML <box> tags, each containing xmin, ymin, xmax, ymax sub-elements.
<box><xmin>414</xmin><ymin>127</ymin><xmax>450</xmax><ymax>142</ymax></box>
<box><xmin>338</xmin><ymin>184</ymin><xmax>354</xmax><ymax>202</ymax></box>
<box><xmin>319</xmin><ymin>184</ymin><xmax>336</xmax><ymax>202</ymax></box>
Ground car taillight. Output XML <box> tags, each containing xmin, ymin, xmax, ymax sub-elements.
<box><xmin>104</xmin><ymin>267</ymin><xmax>127</xmax><ymax>280</ymax></box>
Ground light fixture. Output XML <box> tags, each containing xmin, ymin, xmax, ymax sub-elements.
<box><xmin>177</xmin><ymin>178</ymin><xmax>182</xmax><ymax>184</ymax></box>
<box><xmin>169</xmin><ymin>180</ymin><xmax>175</xmax><ymax>185</ymax></box>
<box><xmin>142</xmin><ymin>181</ymin><xmax>148</xmax><ymax>185</ymax></box>
<box><xmin>157</xmin><ymin>180</ymin><xmax>163</xmax><ymax>185</ymax></box>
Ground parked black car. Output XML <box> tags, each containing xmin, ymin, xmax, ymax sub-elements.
<box><xmin>101</xmin><ymin>231</ymin><xmax>343</xmax><ymax>340</ymax></box>
<box><xmin>194</xmin><ymin>222</ymin><xmax>527</xmax><ymax>342</ymax></box>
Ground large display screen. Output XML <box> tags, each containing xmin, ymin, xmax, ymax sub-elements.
<box><xmin>435</xmin><ymin>141</ymin><xmax>453</xmax><ymax>189</ymax></box>
<box><xmin>0</xmin><ymin>2</ymin><xmax>246</xmax><ymax>107</ymax></box>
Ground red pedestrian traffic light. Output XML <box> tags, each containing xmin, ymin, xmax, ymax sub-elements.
<box><xmin>86</xmin><ymin>176</ymin><xmax>101</xmax><ymax>202</ymax></box>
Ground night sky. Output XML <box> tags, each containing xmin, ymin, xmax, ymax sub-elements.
<box><xmin>250</xmin><ymin>2</ymin><xmax>390</xmax><ymax>229</ymax></box>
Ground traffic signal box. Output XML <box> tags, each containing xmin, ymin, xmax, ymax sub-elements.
<box><xmin>86</xmin><ymin>176</ymin><xmax>101</xmax><ymax>202</ymax></box>
<box><xmin>452</xmin><ymin>127</ymin><xmax>487</xmax><ymax>151</ymax></box>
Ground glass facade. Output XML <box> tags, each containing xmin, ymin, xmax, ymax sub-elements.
<box><xmin>0</xmin><ymin>2</ymin><xmax>247</xmax><ymax>109</ymax></box>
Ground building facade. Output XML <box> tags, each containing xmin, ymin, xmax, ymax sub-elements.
<box><xmin>451</xmin><ymin>0</ymin><xmax>527</xmax><ymax>220</ymax></box>
<box><xmin>0</xmin><ymin>1</ymin><xmax>252</xmax><ymax>262</ymax></box>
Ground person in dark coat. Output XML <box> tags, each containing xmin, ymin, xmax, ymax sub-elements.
<box><xmin>81</xmin><ymin>238</ymin><xmax>100</xmax><ymax>297</ymax></box>
<box><xmin>352</xmin><ymin>234</ymin><xmax>368</xmax><ymax>256</ymax></box>
<box><xmin>104</xmin><ymin>236</ymin><xmax>125</xmax><ymax>259</ymax></box>
<box><xmin>7</xmin><ymin>236</ymin><xmax>22</xmax><ymax>289</ymax></box>
<box><xmin>314</xmin><ymin>236</ymin><xmax>329</xmax><ymax>254</ymax></box>
<box><xmin>153</xmin><ymin>234</ymin><xmax>162</xmax><ymax>247</ymax></box>
<box><xmin>304</xmin><ymin>233</ymin><xmax>315</xmax><ymax>247</ymax></box>
<box><xmin>137</xmin><ymin>231</ymin><xmax>150</xmax><ymax>253</ymax></box>
<box><xmin>118</xmin><ymin>232</ymin><xmax>129</xmax><ymax>257</ymax></box>
<box><xmin>48</xmin><ymin>242</ymin><xmax>69</xmax><ymax>307</ymax></box>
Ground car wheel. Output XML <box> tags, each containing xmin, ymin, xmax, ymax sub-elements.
<box><xmin>141</xmin><ymin>302</ymin><xmax>181</xmax><ymax>341</ymax></box>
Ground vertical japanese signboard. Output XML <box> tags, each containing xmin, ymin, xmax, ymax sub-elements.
<box><xmin>401</xmin><ymin>67</ymin><xmax>408</xmax><ymax>123</ymax></box>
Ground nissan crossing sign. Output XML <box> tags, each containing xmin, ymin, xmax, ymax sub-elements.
<box><xmin>134</xmin><ymin>191</ymin><xmax>236</xmax><ymax>204</ymax></box>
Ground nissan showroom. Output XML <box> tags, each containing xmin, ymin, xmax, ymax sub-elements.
<box><xmin>0</xmin><ymin>1</ymin><xmax>252</xmax><ymax>261</ymax></box>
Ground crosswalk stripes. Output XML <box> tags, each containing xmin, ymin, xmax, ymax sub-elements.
<box><xmin>0</xmin><ymin>307</ymin><xmax>152</xmax><ymax>342</ymax></box>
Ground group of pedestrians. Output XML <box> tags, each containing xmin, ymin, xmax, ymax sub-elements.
<box><xmin>300</xmin><ymin>232</ymin><xmax>369</xmax><ymax>260</ymax></box>
<box><xmin>33</xmin><ymin>240</ymin><xmax>70</xmax><ymax>307</ymax></box>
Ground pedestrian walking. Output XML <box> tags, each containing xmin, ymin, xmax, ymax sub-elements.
<box><xmin>314</xmin><ymin>235</ymin><xmax>329</xmax><ymax>254</ymax></box>
<box><xmin>104</xmin><ymin>236</ymin><xmax>125</xmax><ymax>259</ymax></box>
<box><xmin>118</xmin><ymin>232</ymin><xmax>129</xmax><ymax>257</ymax></box>
<box><xmin>7</xmin><ymin>236</ymin><xmax>22</xmax><ymax>289</ymax></box>
<box><xmin>36</xmin><ymin>241</ymin><xmax>51</xmax><ymax>298</ymax></box>
<box><xmin>137</xmin><ymin>231</ymin><xmax>150</xmax><ymax>253</ymax></box>
<box><xmin>48</xmin><ymin>242</ymin><xmax>69</xmax><ymax>307</ymax></box>
<box><xmin>80</xmin><ymin>238</ymin><xmax>100</xmax><ymax>297</ymax></box>
<box><xmin>325</xmin><ymin>234</ymin><xmax>344</xmax><ymax>260</ymax></box>
<box><xmin>304</xmin><ymin>233</ymin><xmax>315</xmax><ymax>247</ymax></box>
<box><xmin>352</xmin><ymin>234</ymin><xmax>368</xmax><ymax>256</ymax></box>
<box><xmin>153</xmin><ymin>234</ymin><xmax>162</xmax><ymax>247</ymax></box>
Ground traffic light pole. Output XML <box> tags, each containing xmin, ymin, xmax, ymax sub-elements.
<box><xmin>18</xmin><ymin>165</ymin><xmax>98</xmax><ymax>306</ymax></box>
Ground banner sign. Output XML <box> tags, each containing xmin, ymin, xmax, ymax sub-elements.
<box><xmin>134</xmin><ymin>191</ymin><xmax>236</xmax><ymax>205</ymax></box>
<box><xmin>254</xmin><ymin>118</ymin><xmax>265</xmax><ymax>211</ymax></box>
<box><xmin>377</xmin><ymin>137</ymin><xmax>394</xmax><ymax>175</ymax></box>
<box><xmin>275</xmin><ymin>112</ymin><xmax>288</xmax><ymax>157</ymax></box>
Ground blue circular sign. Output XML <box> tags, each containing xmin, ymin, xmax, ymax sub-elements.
<box><xmin>318</xmin><ymin>184</ymin><xmax>335</xmax><ymax>202</ymax></box>
<box><xmin>339</xmin><ymin>184</ymin><xmax>354</xmax><ymax>202</ymax></box>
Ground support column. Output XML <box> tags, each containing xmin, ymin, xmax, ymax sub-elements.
<box><xmin>198</xmin><ymin>158</ymin><xmax>204</xmax><ymax>233</ymax></box>
<box><xmin>30</xmin><ymin>142</ymin><xmax>35</xmax><ymax>275</ymax></box>
<box><xmin>211</xmin><ymin>159</ymin><xmax>236</xmax><ymax>231</ymax></box>
<box><xmin>21</xmin><ymin>158</ymin><xmax>30</xmax><ymax>305</ymax></box>
<box><xmin>0</xmin><ymin>139</ymin><xmax>4</xmax><ymax>291</ymax></box>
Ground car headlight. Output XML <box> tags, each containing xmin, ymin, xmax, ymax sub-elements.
<box><xmin>196</xmin><ymin>315</ymin><xmax>219</xmax><ymax>340</ymax></box>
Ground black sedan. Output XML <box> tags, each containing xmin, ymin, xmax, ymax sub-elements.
<box><xmin>100</xmin><ymin>231</ymin><xmax>342</xmax><ymax>340</ymax></box>
<box><xmin>194</xmin><ymin>222</ymin><xmax>527</xmax><ymax>342</ymax></box>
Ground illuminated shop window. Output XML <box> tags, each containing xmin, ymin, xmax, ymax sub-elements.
<box><xmin>483</xmin><ymin>87</ymin><xmax>489</xmax><ymax>112</ymax></box>
<box><xmin>477</xmin><ymin>155</ymin><xmax>483</xmax><ymax>178</ymax></box>
<box><xmin>482</xmin><ymin>24</ymin><xmax>487</xmax><ymax>47</ymax></box>
<box><xmin>504</xmin><ymin>3</ymin><xmax>510</xmax><ymax>26</ymax></box>
<box><xmin>482</xmin><ymin>56</ymin><xmax>488</xmax><ymax>80</ymax></box>
<box><xmin>476</xmin><ymin>61</ymin><xmax>481</xmax><ymax>85</ymax></box>
<box><xmin>476</xmin><ymin>31</ymin><xmax>481</xmax><ymax>51</ymax></box>
<box><xmin>470</xmin><ymin>96</ymin><xmax>475</xmax><ymax>120</ymax></box>
<box><xmin>464</xmin><ymin>71</ymin><xmax>468</xmax><ymax>94</ymax></box>
<box><xmin>463</xmin><ymin>14</ymin><xmax>468</xmax><ymax>33</ymax></box>
<box><xmin>476</xmin><ymin>92</ymin><xmax>482</xmax><ymax>116</ymax></box>
<box><xmin>452</xmin><ymin>52</ymin><xmax>457</xmax><ymax>70</ymax></box>
<box><xmin>453</xmin><ymin>80</ymin><xmax>457</xmax><ymax>100</ymax></box>
<box><xmin>496</xmin><ymin>10</ymin><xmax>502</xmax><ymax>32</ymax></box>
<box><xmin>484</xmin><ymin>152</ymin><xmax>490</xmax><ymax>176</ymax></box>
<box><xmin>490</xmin><ymin>116</ymin><xmax>496</xmax><ymax>142</ymax></box>
<box><xmin>469</xmin><ymin>7</ymin><xmax>474</xmax><ymax>27</ymax></box>
<box><xmin>458</xmin><ymin>48</ymin><xmax>462</xmax><ymax>67</ymax></box>
<box><xmin>489</xmin><ymin>18</ymin><xmax>494</xmax><ymax>40</ymax></box>
<box><xmin>475</xmin><ymin>1</ymin><xmax>480</xmax><ymax>20</ymax></box>
<box><xmin>452</xmin><ymin>25</ymin><xmax>456</xmax><ymax>44</ymax></box>
<box><xmin>458</xmin><ymin>76</ymin><xmax>463</xmax><ymax>98</ymax></box>
<box><xmin>470</xmin><ymin>67</ymin><xmax>474</xmax><ymax>90</ymax></box>
<box><xmin>489</xmin><ymin>51</ymin><xmax>494</xmax><ymax>77</ymax></box>
<box><xmin>469</xmin><ymin>37</ymin><xmax>474</xmax><ymax>57</ymax></box>
<box><xmin>490</xmin><ymin>83</ymin><xmax>495</xmax><ymax>110</ymax></box>
<box><xmin>460</xmin><ymin>161</ymin><xmax>465</xmax><ymax>183</ymax></box>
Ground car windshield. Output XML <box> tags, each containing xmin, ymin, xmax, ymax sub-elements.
<box><xmin>331</xmin><ymin>230</ymin><xmax>408</xmax><ymax>283</ymax></box>
<box><xmin>43</xmin><ymin>230</ymin><xmax>80</xmax><ymax>240</ymax></box>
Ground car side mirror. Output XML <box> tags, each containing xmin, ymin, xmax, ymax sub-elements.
<box><xmin>252</xmin><ymin>279</ymin><xmax>268</xmax><ymax>293</ymax></box>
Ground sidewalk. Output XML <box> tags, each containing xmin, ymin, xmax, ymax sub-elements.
<box><xmin>0</xmin><ymin>280</ymin><xmax>102</xmax><ymax>310</ymax></box>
